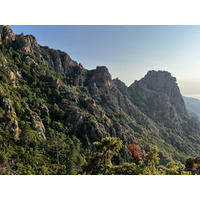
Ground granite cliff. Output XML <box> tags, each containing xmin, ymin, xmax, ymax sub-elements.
<box><xmin>128</xmin><ymin>70</ymin><xmax>188</xmax><ymax>128</ymax></box>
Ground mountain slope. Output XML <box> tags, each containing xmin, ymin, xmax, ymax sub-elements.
<box><xmin>183</xmin><ymin>96</ymin><xmax>200</xmax><ymax>120</ymax></box>
<box><xmin>0</xmin><ymin>25</ymin><xmax>200</xmax><ymax>174</ymax></box>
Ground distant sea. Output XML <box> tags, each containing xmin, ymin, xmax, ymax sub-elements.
<box><xmin>183</xmin><ymin>94</ymin><xmax>200</xmax><ymax>100</ymax></box>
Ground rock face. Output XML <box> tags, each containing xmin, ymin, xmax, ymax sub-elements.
<box><xmin>41</xmin><ymin>103</ymin><xmax>49</xmax><ymax>117</ymax></box>
<box><xmin>15</xmin><ymin>33</ymin><xmax>40</xmax><ymax>55</ymax></box>
<box><xmin>85</xmin><ymin>66</ymin><xmax>112</xmax><ymax>87</ymax></box>
<box><xmin>22</xmin><ymin>102</ymin><xmax>46</xmax><ymax>140</ymax></box>
<box><xmin>128</xmin><ymin>70</ymin><xmax>188</xmax><ymax>128</ymax></box>
<box><xmin>9</xmin><ymin>71</ymin><xmax>17</xmax><ymax>87</ymax></box>
<box><xmin>2</xmin><ymin>99</ymin><xmax>19</xmax><ymax>138</ymax></box>
<box><xmin>0</xmin><ymin>25</ymin><xmax>15</xmax><ymax>46</ymax></box>
<box><xmin>113</xmin><ymin>78</ymin><xmax>129</xmax><ymax>96</ymax></box>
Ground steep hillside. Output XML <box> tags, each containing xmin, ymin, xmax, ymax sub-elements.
<box><xmin>0</xmin><ymin>25</ymin><xmax>200</xmax><ymax>174</ymax></box>
<box><xmin>183</xmin><ymin>96</ymin><xmax>200</xmax><ymax>120</ymax></box>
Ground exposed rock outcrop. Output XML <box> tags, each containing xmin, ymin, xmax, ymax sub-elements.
<box><xmin>0</xmin><ymin>25</ymin><xmax>15</xmax><ymax>46</ymax></box>
<box><xmin>22</xmin><ymin>102</ymin><xmax>46</xmax><ymax>140</ymax></box>
<box><xmin>113</xmin><ymin>78</ymin><xmax>129</xmax><ymax>96</ymax></box>
<box><xmin>9</xmin><ymin>71</ymin><xmax>17</xmax><ymax>87</ymax></box>
<box><xmin>25</xmin><ymin>55</ymin><xmax>38</xmax><ymax>66</ymax></box>
<box><xmin>85</xmin><ymin>66</ymin><xmax>112</xmax><ymax>87</ymax></box>
<box><xmin>41</xmin><ymin>103</ymin><xmax>49</xmax><ymax>117</ymax></box>
<box><xmin>2</xmin><ymin>99</ymin><xmax>19</xmax><ymax>138</ymax></box>
<box><xmin>15</xmin><ymin>33</ymin><xmax>40</xmax><ymax>55</ymax></box>
<box><xmin>128</xmin><ymin>70</ymin><xmax>188</xmax><ymax>128</ymax></box>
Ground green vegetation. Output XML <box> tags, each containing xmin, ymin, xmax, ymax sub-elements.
<box><xmin>0</xmin><ymin>44</ymin><xmax>87</xmax><ymax>174</ymax></box>
<box><xmin>83</xmin><ymin>137</ymin><xmax>190</xmax><ymax>175</ymax></box>
<box><xmin>0</xmin><ymin>29</ymin><xmax>199</xmax><ymax>175</ymax></box>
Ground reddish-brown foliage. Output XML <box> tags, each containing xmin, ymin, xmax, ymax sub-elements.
<box><xmin>128</xmin><ymin>144</ymin><xmax>146</xmax><ymax>162</ymax></box>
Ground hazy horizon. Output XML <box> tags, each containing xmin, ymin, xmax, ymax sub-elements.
<box><xmin>10</xmin><ymin>25</ymin><xmax>200</xmax><ymax>97</ymax></box>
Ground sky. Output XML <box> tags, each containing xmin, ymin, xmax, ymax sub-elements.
<box><xmin>10</xmin><ymin>25</ymin><xmax>200</xmax><ymax>98</ymax></box>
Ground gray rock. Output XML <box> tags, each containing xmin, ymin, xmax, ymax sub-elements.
<box><xmin>25</xmin><ymin>56</ymin><xmax>37</xmax><ymax>66</ymax></box>
<box><xmin>128</xmin><ymin>70</ymin><xmax>188</xmax><ymax>128</ymax></box>
<box><xmin>2</xmin><ymin>99</ymin><xmax>19</xmax><ymax>138</ymax></box>
<box><xmin>22</xmin><ymin>102</ymin><xmax>46</xmax><ymax>140</ymax></box>
<box><xmin>0</xmin><ymin>25</ymin><xmax>15</xmax><ymax>46</ymax></box>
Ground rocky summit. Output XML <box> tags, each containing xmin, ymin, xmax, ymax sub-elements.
<box><xmin>0</xmin><ymin>25</ymin><xmax>200</xmax><ymax>174</ymax></box>
<box><xmin>128</xmin><ymin>70</ymin><xmax>188</xmax><ymax>127</ymax></box>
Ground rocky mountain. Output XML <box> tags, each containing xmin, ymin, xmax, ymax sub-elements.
<box><xmin>128</xmin><ymin>70</ymin><xmax>188</xmax><ymax>128</ymax></box>
<box><xmin>0</xmin><ymin>25</ymin><xmax>200</xmax><ymax>170</ymax></box>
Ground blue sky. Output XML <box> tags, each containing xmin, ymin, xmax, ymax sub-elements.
<box><xmin>10</xmin><ymin>25</ymin><xmax>200</xmax><ymax>97</ymax></box>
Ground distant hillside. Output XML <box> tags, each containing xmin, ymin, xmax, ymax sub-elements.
<box><xmin>183</xmin><ymin>96</ymin><xmax>200</xmax><ymax>120</ymax></box>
